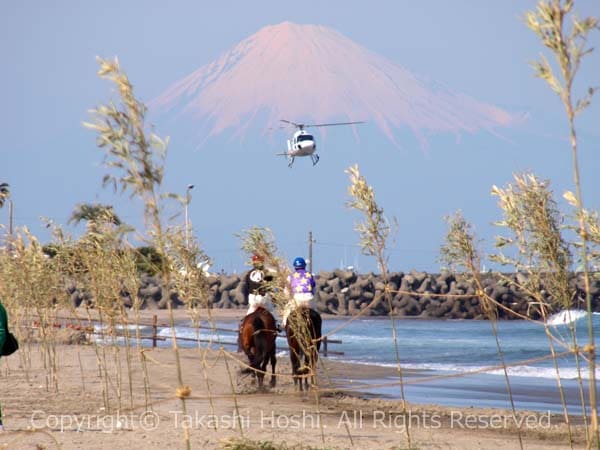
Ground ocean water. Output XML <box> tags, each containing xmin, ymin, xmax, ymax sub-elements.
<box><xmin>324</xmin><ymin>310</ymin><xmax>600</xmax><ymax>380</ymax></box>
<box><xmin>320</xmin><ymin>310</ymin><xmax>600</xmax><ymax>413</ymax></box>
<box><xmin>94</xmin><ymin>310</ymin><xmax>600</xmax><ymax>413</ymax></box>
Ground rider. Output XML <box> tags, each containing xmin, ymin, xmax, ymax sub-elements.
<box><xmin>281</xmin><ymin>256</ymin><xmax>316</xmax><ymax>327</ymax></box>
<box><xmin>238</xmin><ymin>255</ymin><xmax>281</xmax><ymax>352</ymax></box>
<box><xmin>244</xmin><ymin>254</ymin><xmax>274</xmax><ymax>316</ymax></box>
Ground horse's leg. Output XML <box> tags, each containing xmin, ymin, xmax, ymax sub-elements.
<box><xmin>253</xmin><ymin>348</ymin><xmax>264</xmax><ymax>388</ymax></box>
<box><xmin>261</xmin><ymin>350</ymin><xmax>272</xmax><ymax>389</ymax></box>
<box><xmin>290</xmin><ymin>347</ymin><xmax>301</xmax><ymax>391</ymax></box>
<box><xmin>309</xmin><ymin>349</ymin><xmax>318</xmax><ymax>390</ymax></box>
<box><xmin>299</xmin><ymin>353</ymin><xmax>307</xmax><ymax>392</ymax></box>
<box><xmin>237</xmin><ymin>322</ymin><xmax>244</xmax><ymax>353</ymax></box>
<box><xmin>257</xmin><ymin>363</ymin><xmax>264</xmax><ymax>389</ymax></box>
<box><xmin>303</xmin><ymin>353</ymin><xmax>310</xmax><ymax>391</ymax></box>
<box><xmin>252</xmin><ymin>318</ymin><xmax>266</xmax><ymax>388</ymax></box>
<box><xmin>239</xmin><ymin>344</ymin><xmax>254</xmax><ymax>376</ymax></box>
<box><xmin>269</xmin><ymin>350</ymin><xmax>277</xmax><ymax>388</ymax></box>
<box><xmin>258</xmin><ymin>343</ymin><xmax>272</xmax><ymax>390</ymax></box>
<box><xmin>308</xmin><ymin>312</ymin><xmax>322</xmax><ymax>391</ymax></box>
<box><xmin>255</xmin><ymin>343</ymin><xmax>270</xmax><ymax>389</ymax></box>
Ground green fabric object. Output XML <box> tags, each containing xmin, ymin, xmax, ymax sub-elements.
<box><xmin>0</xmin><ymin>302</ymin><xmax>7</xmax><ymax>353</ymax></box>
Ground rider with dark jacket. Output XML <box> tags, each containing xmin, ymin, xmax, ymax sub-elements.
<box><xmin>243</xmin><ymin>254</ymin><xmax>275</xmax><ymax>315</ymax></box>
<box><xmin>238</xmin><ymin>255</ymin><xmax>280</xmax><ymax>350</ymax></box>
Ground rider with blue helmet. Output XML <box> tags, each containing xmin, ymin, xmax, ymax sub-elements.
<box><xmin>293</xmin><ymin>257</ymin><xmax>306</xmax><ymax>270</ymax></box>
<box><xmin>282</xmin><ymin>256</ymin><xmax>316</xmax><ymax>327</ymax></box>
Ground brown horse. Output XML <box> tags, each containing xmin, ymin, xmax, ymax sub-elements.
<box><xmin>285</xmin><ymin>308</ymin><xmax>322</xmax><ymax>391</ymax></box>
<box><xmin>239</xmin><ymin>307</ymin><xmax>277</xmax><ymax>388</ymax></box>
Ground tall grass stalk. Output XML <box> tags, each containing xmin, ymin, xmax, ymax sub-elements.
<box><xmin>490</xmin><ymin>173</ymin><xmax>594</xmax><ymax>447</ymax></box>
<box><xmin>525</xmin><ymin>1</ymin><xmax>599</xmax><ymax>445</ymax></box>
<box><xmin>129</xmin><ymin>251</ymin><xmax>153</xmax><ymax>410</ymax></box>
<box><xmin>85</xmin><ymin>56</ymin><xmax>199</xmax><ymax>449</ymax></box>
<box><xmin>167</xmin><ymin>226</ymin><xmax>229</xmax><ymax>430</ymax></box>
<box><xmin>345</xmin><ymin>164</ymin><xmax>412</xmax><ymax>449</ymax></box>
<box><xmin>1</xmin><ymin>229</ymin><xmax>65</xmax><ymax>393</ymax></box>
<box><xmin>441</xmin><ymin>211</ymin><xmax>525</xmax><ymax>449</ymax></box>
<box><xmin>203</xmin><ymin>301</ymin><xmax>246</xmax><ymax>437</ymax></box>
<box><xmin>67</xmin><ymin>222</ymin><xmax>139</xmax><ymax>411</ymax></box>
<box><xmin>68</xmin><ymin>203</ymin><xmax>139</xmax><ymax>410</ymax></box>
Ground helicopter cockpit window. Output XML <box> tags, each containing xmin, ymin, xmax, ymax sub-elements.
<box><xmin>297</xmin><ymin>135</ymin><xmax>314</xmax><ymax>142</ymax></box>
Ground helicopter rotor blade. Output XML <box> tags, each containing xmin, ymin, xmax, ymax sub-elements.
<box><xmin>304</xmin><ymin>121</ymin><xmax>365</xmax><ymax>128</ymax></box>
<box><xmin>280</xmin><ymin>119</ymin><xmax>303</xmax><ymax>128</ymax></box>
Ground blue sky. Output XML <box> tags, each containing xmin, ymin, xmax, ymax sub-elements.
<box><xmin>2</xmin><ymin>1</ymin><xmax>599</xmax><ymax>273</ymax></box>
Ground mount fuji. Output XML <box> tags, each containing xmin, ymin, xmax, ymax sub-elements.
<box><xmin>151</xmin><ymin>21</ymin><xmax>521</xmax><ymax>146</ymax></box>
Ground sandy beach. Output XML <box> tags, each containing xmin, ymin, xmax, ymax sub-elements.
<box><xmin>0</xmin><ymin>309</ymin><xmax>587</xmax><ymax>449</ymax></box>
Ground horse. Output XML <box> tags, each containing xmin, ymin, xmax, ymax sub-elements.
<box><xmin>285</xmin><ymin>307</ymin><xmax>322</xmax><ymax>391</ymax></box>
<box><xmin>238</xmin><ymin>307</ymin><xmax>277</xmax><ymax>389</ymax></box>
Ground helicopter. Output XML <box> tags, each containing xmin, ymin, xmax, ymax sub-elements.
<box><xmin>276</xmin><ymin>119</ymin><xmax>364</xmax><ymax>167</ymax></box>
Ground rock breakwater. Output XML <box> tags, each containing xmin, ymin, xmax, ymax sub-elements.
<box><xmin>69</xmin><ymin>270</ymin><xmax>600</xmax><ymax>319</ymax></box>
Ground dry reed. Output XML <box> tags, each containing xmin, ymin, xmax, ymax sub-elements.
<box><xmin>525</xmin><ymin>1</ymin><xmax>599</xmax><ymax>446</ymax></box>
<box><xmin>345</xmin><ymin>164</ymin><xmax>413</xmax><ymax>449</ymax></box>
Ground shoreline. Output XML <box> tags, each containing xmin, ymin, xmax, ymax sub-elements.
<box><xmin>315</xmin><ymin>358</ymin><xmax>594</xmax><ymax>418</ymax></box>
<box><xmin>0</xmin><ymin>343</ymin><xmax>585</xmax><ymax>449</ymax></box>
<box><xmin>38</xmin><ymin>306</ymin><xmax>592</xmax><ymax>323</ymax></box>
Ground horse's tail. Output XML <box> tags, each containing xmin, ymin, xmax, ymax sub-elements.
<box><xmin>252</xmin><ymin>316</ymin><xmax>267</xmax><ymax>365</ymax></box>
<box><xmin>253</xmin><ymin>316</ymin><xmax>265</xmax><ymax>334</ymax></box>
<box><xmin>307</xmin><ymin>309</ymin><xmax>323</xmax><ymax>372</ymax></box>
<box><xmin>310</xmin><ymin>309</ymin><xmax>323</xmax><ymax>352</ymax></box>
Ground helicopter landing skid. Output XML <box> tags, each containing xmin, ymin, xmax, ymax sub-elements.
<box><xmin>311</xmin><ymin>154</ymin><xmax>320</xmax><ymax>166</ymax></box>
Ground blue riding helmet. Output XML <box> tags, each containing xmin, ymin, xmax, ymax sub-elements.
<box><xmin>293</xmin><ymin>257</ymin><xmax>306</xmax><ymax>269</ymax></box>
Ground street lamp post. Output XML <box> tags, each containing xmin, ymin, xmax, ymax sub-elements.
<box><xmin>6</xmin><ymin>199</ymin><xmax>14</xmax><ymax>254</ymax></box>
<box><xmin>8</xmin><ymin>199</ymin><xmax>13</xmax><ymax>244</ymax></box>
<box><xmin>185</xmin><ymin>184</ymin><xmax>194</xmax><ymax>247</ymax></box>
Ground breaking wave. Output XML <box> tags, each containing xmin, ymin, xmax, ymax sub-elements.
<box><xmin>547</xmin><ymin>310</ymin><xmax>600</xmax><ymax>326</ymax></box>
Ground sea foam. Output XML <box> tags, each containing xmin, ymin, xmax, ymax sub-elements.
<box><xmin>547</xmin><ymin>309</ymin><xmax>599</xmax><ymax>326</ymax></box>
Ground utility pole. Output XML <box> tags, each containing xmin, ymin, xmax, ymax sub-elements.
<box><xmin>308</xmin><ymin>230</ymin><xmax>314</xmax><ymax>273</ymax></box>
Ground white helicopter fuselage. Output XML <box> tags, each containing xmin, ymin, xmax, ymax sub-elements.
<box><xmin>287</xmin><ymin>130</ymin><xmax>316</xmax><ymax>156</ymax></box>
<box><xmin>277</xmin><ymin>118</ymin><xmax>363</xmax><ymax>167</ymax></box>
